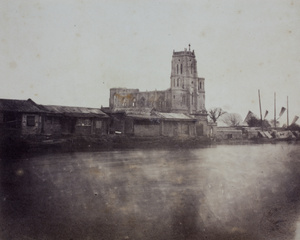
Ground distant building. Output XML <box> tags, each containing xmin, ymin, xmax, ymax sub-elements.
<box><xmin>216</xmin><ymin>126</ymin><xmax>243</xmax><ymax>140</ymax></box>
<box><xmin>39</xmin><ymin>105</ymin><xmax>109</xmax><ymax>136</ymax></box>
<box><xmin>0</xmin><ymin>98</ymin><xmax>109</xmax><ymax>138</ymax></box>
<box><xmin>103</xmin><ymin>107</ymin><xmax>197</xmax><ymax>137</ymax></box>
<box><xmin>0</xmin><ymin>98</ymin><xmax>44</xmax><ymax>136</ymax></box>
<box><xmin>107</xmin><ymin>46</ymin><xmax>209</xmax><ymax>136</ymax></box>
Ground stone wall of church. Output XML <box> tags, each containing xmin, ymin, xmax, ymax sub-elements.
<box><xmin>109</xmin><ymin>88</ymin><xmax>139</xmax><ymax>109</ymax></box>
<box><xmin>109</xmin><ymin>88</ymin><xmax>172</xmax><ymax>112</ymax></box>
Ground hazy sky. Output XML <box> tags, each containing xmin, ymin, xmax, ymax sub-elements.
<box><xmin>0</xmin><ymin>0</ymin><xmax>299</xmax><ymax>125</ymax></box>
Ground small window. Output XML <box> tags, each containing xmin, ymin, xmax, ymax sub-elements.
<box><xmin>46</xmin><ymin>116</ymin><xmax>52</xmax><ymax>124</ymax></box>
<box><xmin>77</xmin><ymin>118</ymin><xmax>91</xmax><ymax>126</ymax></box>
<box><xmin>173</xmin><ymin>95</ymin><xmax>175</xmax><ymax>99</ymax></box>
<box><xmin>53</xmin><ymin>117</ymin><xmax>60</xmax><ymax>124</ymax></box>
<box><xmin>84</xmin><ymin>119</ymin><xmax>91</xmax><ymax>126</ymax></box>
<box><xmin>27</xmin><ymin>116</ymin><xmax>35</xmax><ymax>127</ymax></box>
<box><xmin>180</xmin><ymin>64</ymin><xmax>183</xmax><ymax>74</ymax></box>
<box><xmin>177</xmin><ymin>65</ymin><xmax>179</xmax><ymax>74</ymax></box>
<box><xmin>96</xmin><ymin>121</ymin><xmax>102</xmax><ymax>129</ymax></box>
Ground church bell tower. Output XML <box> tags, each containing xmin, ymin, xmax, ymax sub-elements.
<box><xmin>170</xmin><ymin>45</ymin><xmax>205</xmax><ymax>114</ymax></box>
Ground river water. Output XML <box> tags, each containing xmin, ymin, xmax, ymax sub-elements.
<box><xmin>1</xmin><ymin>143</ymin><xmax>300</xmax><ymax>240</ymax></box>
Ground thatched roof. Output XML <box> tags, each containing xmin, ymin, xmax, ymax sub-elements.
<box><xmin>0</xmin><ymin>98</ymin><xmax>43</xmax><ymax>113</ymax></box>
<box><xmin>39</xmin><ymin>105</ymin><xmax>108</xmax><ymax>118</ymax></box>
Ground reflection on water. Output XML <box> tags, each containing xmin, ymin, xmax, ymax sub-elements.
<box><xmin>1</xmin><ymin>143</ymin><xmax>300</xmax><ymax>239</ymax></box>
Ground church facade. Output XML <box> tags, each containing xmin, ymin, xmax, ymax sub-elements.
<box><xmin>108</xmin><ymin>46</ymin><xmax>209</xmax><ymax>136</ymax></box>
<box><xmin>110</xmin><ymin>46</ymin><xmax>206</xmax><ymax>115</ymax></box>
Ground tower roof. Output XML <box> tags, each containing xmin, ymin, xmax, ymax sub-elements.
<box><xmin>172</xmin><ymin>47</ymin><xmax>195</xmax><ymax>57</ymax></box>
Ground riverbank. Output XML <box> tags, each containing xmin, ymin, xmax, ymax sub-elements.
<box><xmin>0</xmin><ymin>134</ymin><xmax>298</xmax><ymax>157</ymax></box>
<box><xmin>0</xmin><ymin>135</ymin><xmax>214</xmax><ymax>156</ymax></box>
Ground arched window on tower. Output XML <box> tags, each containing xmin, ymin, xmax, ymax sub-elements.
<box><xmin>191</xmin><ymin>63</ymin><xmax>193</xmax><ymax>74</ymax></box>
<box><xmin>122</xmin><ymin>98</ymin><xmax>127</xmax><ymax>107</ymax></box>
<box><xmin>177</xmin><ymin>64</ymin><xmax>178</xmax><ymax>74</ymax></box>
<box><xmin>113</xmin><ymin>94</ymin><xmax>118</xmax><ymax>107</ymax></box>
<box><xmin>180</xmin><ymin>64</ymin><xmax>183</xmax><ymax>74</ymax></box>
<box><xmin>158</xmin><ymin>97</ymin><xmax>164</xmax><ymax>110</ymax></box>
<box><xmin>192</xmin><ymin>93</ymin><xmax>194</xmax><ymax>105</ymax></box>
<box><xmin>177</xmin><ymin>78</ymin><xmax>179</xmax><ymax>87</ymax></box>
<box><xmin>182</xmin><ymin>79</ymin><xmax>184</xmax><ymax>89</ymax></box>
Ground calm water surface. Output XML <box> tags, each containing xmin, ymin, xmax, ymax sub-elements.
<box><xmin>1</xmin><ymin>143</ymin><xmax>300</xmax><ymax>240</ymax></box>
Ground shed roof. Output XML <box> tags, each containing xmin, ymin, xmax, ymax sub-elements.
<box><xmin>40</xmin><ymin>105</ymin><xmax>108</xmax><ymax>118</ymax></box>
<box><xmin>0</xmin><ymin>98</ymin><xmax>43</xmax><ymax>113</ymax></box>
<box><xmin>109</xmin><ymin>107</ymin><xmax>195</xmax><ymax>121</ymax></box>
<box><xmin>127</xmin><ymin>111</ymin><xmax>195</xmax><ymax>121</ymax></box>
<box><xmin>112</xmin><ymin>107</ymin><xmax>153</xmax><ymax>115</ymax></box>
<box><xmin>155</xmin><ymin>112</ymin><xmax>195</xmax><ymax>121</ymax></box>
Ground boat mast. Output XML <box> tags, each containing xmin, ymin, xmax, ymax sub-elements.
<box><xmin>274</xmin><ymin>92</ymin><xmax>276</xmax><ymax>129</ymax></box>
<box><xmin>287</xmin><ymin>96</ymin><xmax>289</xmax><ymax>127</ymax></box>
<box><xmin>258</xmin><ymin>90</ymin><xmax>263</xmax><ymax>130</ymax></box>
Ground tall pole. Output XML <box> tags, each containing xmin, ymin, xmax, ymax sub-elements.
<box><xmin>274</xmin><ymin>92</ymin><xmax>276</xmax><ymax>129</ymax></box>
<box><xmin>287</xmin><ymin>96</ymin><xmax>289</xmax><ymax>127</ymax></box>
<box><xmin>258</xmin><ymin>90</ymin><xmax>263</xmax><ymax>130</ymax></box>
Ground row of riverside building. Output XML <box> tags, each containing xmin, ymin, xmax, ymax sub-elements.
<box><xmin>0</xmin><ymin>47</ymin><xmax>216</xmax><ymax>139</ymax></box>
<box><xmin>0</xmin><ymin>98</ymin><xmax>109</xmax><ymax>137</ymax></box>
<box><xmin>0</xmin><ymin>98</ymin><xmax>214</xmax><ymax>139</ymax></box>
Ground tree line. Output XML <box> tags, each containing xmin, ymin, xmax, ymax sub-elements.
<box><xmin>207</xmin><ymin>107</ymin><xmax>300</xmax><ymax>130</ymax></box>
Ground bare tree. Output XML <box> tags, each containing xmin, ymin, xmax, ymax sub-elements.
<box><xmin>208</xmin><ymin>108</ymin><xmax>226</xmax><ymax>123</ymax></box>
<box><xmin>221</xmin><ymin>113</ymin><xmax>243</xmax><ymax>126</ymax></box>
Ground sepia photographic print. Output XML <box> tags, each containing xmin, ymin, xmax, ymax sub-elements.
<box><xmin>0</xmin><ymin>1</ymin><xmax>300</xmax><ymax>239</ymax></box>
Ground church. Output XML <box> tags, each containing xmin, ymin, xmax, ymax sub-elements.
<box><xmin>106</xmin><ymin>46</ymin><xmax>210</xmax><ymax>137</ymax></box>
